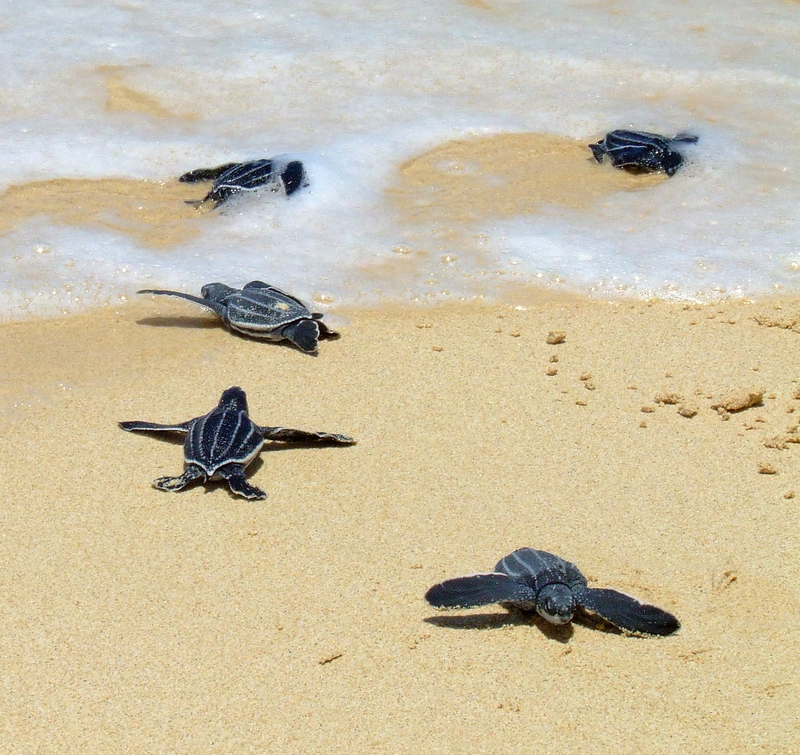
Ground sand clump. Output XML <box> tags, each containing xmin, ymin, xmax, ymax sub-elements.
<box><xmin>712</xmin><ymin>388</ymin><xmax>765</xmax><ymax>418</ymax></box>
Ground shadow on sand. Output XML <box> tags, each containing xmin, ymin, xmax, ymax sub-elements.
<box><xmin>424</xmin><ymin>607</ymin><xmax>625</xmax><ymax>641</ymax></box>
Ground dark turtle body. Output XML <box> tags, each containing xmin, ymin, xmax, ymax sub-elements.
<box><xmin>180</xmin><ymin>158</ymin><xmax>307</xmax><ymax>207</ymax></box>
<box><xmin>137</xmin><ymin>280</ymin><xmax>339</xmax><ymax>353</ymax></box>
<box><xmin>589</xmin><ymin>130</ymin><xmax>698</xmax><ymax>176</ymax></box>
<box><xmin>425</xmin><ymin>547</ymin><xmax>680</xmax><ymax>636</ymax></box>
<box><xmin>119</xmin><ymin>386</ymin><xmax>355</xmax><ymax>500</ymax></box>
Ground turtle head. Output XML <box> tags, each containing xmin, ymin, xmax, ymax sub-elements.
<box><xmin>201</xmin><ymin>282</ymin><xmax>237</xmax><ymax>303</ymax></box>
<box><xmin>218</xmin><ymin>386</ymin><xmax>248</xmax><ymax>413</ymax></box>
<box><xmin>536</xmin><ymin>584</ymin><xmax>576</xmax><ymax>625</ymax></box>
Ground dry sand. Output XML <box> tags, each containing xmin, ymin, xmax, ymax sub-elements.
<box><xmin>1</xmin><ymin>294</ymin><xmax>799</xmax><ymax>754</ymax></box>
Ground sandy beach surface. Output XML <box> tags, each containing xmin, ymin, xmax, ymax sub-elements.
<box><xmin>1</xmin><ymin>293</ymin><xmax>798</xmax><ymax>753</ymax></box>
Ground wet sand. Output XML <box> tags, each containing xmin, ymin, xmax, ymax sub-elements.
<box><xmin>0</xmin><ymin>132</ymin><xmax>662</xmax><ymax>288</ymax></box>
<box><xmin>1</xmin><ymin>295</ymin><xmax>798</xmax><ymax>753</ymax></box>
<box><xmin>389</xmin><ymin>132</ymin><xmax>665</xmax><ymax>224</ymax></box>
<box><xmin>0</xmin><ymin>176</ymin><xmax>208</xmax><ymax>250</ymax></box>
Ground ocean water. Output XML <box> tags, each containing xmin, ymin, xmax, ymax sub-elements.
<box><xmin>1</xmin><ymin>0</ymin><xmax>798</xmax><ymax>318</ymax></box>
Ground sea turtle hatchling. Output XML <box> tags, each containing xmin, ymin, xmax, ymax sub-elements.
<box><xmin>425</xmin><ymin>547</ymin><xmax>680</xmax><ymax>636</ymax></box>
<box><xmin>588</xmin><ymin>130</ymin><xmax>699</xmax><ymax>176</ymax></box>
<box><xmin>119</xmin><ymin>386</ymin><xmax>355</xmax><ymax>500</ymax></box>
<box><xmin>137</xmin><ymin>280</ymin><xmax>339</xmax><ymax>353</ymax></box>
<box><xmin>180</xmin><ymin>158</ymin><xmax>307</xmax><ymax>207</ymax></box>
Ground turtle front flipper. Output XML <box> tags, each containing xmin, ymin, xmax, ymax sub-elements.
<box><xmin>242</xmin><ymin>280</ymin><xmax>272</xmax><ymax>291</ymax></box>
<box><xmin>671</xmin><ymin>133</ymin><xmax>699</xmax><ymax>144</ymax></box>
<box><xmin>152</xmin><ymin>464</ymin><xmax>206</xmax><ymax>492</ymax></box>
<box><xmin>573</xmin><ymin>586</ymin><xmax>680</xmax><ymax>636</ymax></box>
<box><xmin>425</xmin><ymin>573</ymin><xmax>538</xmax><ymax>609</ymax></box>
<box><xmin>137</xmin><ymin>289</ymin><xmax>226</xmax><ymax>316</ymax></box>
<box><xmin>259</xmin><ymin>427</ymin><xmax>356</xmax><ymax>445</ymax></box>
<box><xmin>184</xmin><ymin>195</ymin><xmax>217</xmax><ymax>208</ymax></box>
<box><xmin>217</xmin><ymin>463</ymin><xmax>266</xmax><ymax>500</ymax></box>
<box><xmin>281</xmin><ymin>319</ymin><xmax>320</xmax><ymax>353</ymax></box>
<box><xmin>119</xmin><ymin>420</ymin><xmax>192</xmax><ymax>434</ymax></box>
<box><xmin>179</xmin><ymin>163</ymin><xmax>240</xmax><ymax>183</ymax></box>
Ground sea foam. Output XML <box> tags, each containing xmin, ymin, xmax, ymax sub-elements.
<box><xmin>1</xmin><ymin>0</ymin><xmax>798</xmax><ymax>318</ymax></box>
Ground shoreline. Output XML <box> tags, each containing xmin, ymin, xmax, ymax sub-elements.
<box><xmin>2</xmin><ymin>295</ymin><xmax>798</xmax><ymax>752</ymax></box>
<box><xmin>4</xmin><ymin>126</ymin><xmax>796</xmax><ymax>317</ymax></box>
<box><xmin>3</xmin><ymin>277</ymin><xmax>798</xmax><ymax>331</ymax></box>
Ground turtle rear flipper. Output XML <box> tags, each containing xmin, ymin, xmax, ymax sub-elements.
<box><xmin>179</xmin><ymin>163</ymin><xmax>239</xmax><ymax>183</ymax></box>
<box><xmin>282</xmin><ymin>319</ymin><xmax>320</xmax><ymax>353</ymax></box>
<box><xmin>153</xmin><ymin>465</ymin><xmax>206</xmax><ymax>492</ymax></box>
<box><xmin>119</xmin><ymin>420</ymin><xmax>192</xmax><ymax>433</ymax></box>
<box><xmin>425</xmin><ymin>573</ymin><xmax>537</xmax><ymax>609</ymax></box>
<box><xmin>573</xmin><ymin>586</ymin><xmax>680</xmax><ymax>636</ymax></box>
<box><xmin>217</xmin><ymin>463</ymin><xmax>266</xmax><ymax>500</ymax></box>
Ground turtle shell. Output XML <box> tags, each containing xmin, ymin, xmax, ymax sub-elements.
<box><xmin>180</xmin><ymin>159</ymin><xmax>307</xmax><ymax>205</ymax></box>
<box><xmin>495</xmin><ymin>548</ymin><xmax>587</xmax><ymax>610</ymax></box>
<box><xmin>210</xmin><ymin>159</ymin><xmax>306</xmax><ymax>203</ymax></box>
<box><xmin>218</xmin><ymin>282</ymin><xmax>314</xmax><ymax>338</ymax></box>
<box><xmin>184</xmin><ymin>394</ymin><xmax>264</xmax><ymax>476</ymax></box>
<box><xmin>589</xmin><ymin>130</ymin><xmax>697</xmax><ymax>176</ymax></box>
<box><xmin>602</xmin><ymin>130</ymin><xmax>671</xmax><ymax>150</ymax></box>
<box><xmin>210</xmin><ymin>160</ymin><xmax>277</xmax><ymax>204</ymax></box>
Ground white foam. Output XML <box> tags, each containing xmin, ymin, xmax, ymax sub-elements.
<box><xmin>1</xmin><ymin>0</ymin><xmax>799</xmax><ymax>318</ymax></box>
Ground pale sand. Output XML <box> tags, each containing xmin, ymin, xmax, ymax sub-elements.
<box><xmin>1</xmin><ymin>295</ymin><xmax>798</xmax><ymax>754</ymax></box>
